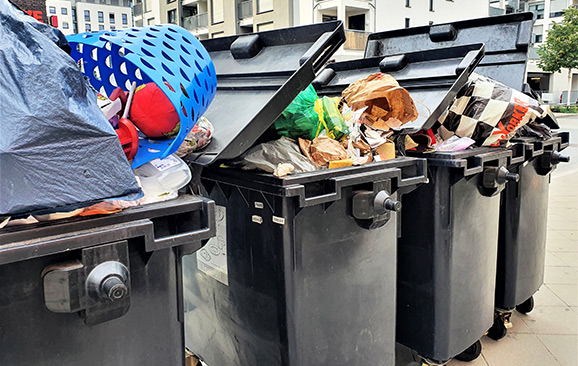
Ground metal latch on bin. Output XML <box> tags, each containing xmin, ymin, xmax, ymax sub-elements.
<box><xmin>43</xmin><ymin>241</ymin><xmax>130</xmax><ymax>326</ymax></box>
<box><xmin>352</xmin><ymin>189</ymin><xmax>401</xmax><ymax>230</ymax></box>
<box><xmin>482</xmin><ymin>166</ymin><xmax>519</xmax><ymax>194</ymax></box>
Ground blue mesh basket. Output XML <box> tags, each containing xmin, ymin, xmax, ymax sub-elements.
<box><xmin>67</xmin><ymin>25</ymin><xmax>217</xmax><ymax>168</ymax></box>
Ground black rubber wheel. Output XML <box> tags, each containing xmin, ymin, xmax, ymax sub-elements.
<box><xmin>516</xmin><ymin>296</ymin><xmax>535</xmax><ymax>314</ymax></box>
<box><xmin>487</xmin><ymin>318</ymin><xmax>508</xmax><ymax>341</ymax></box>
<box><xmin>454</xmin><ymin>340</ymin><xmax>482</xmax><ymax>362</ymax></box>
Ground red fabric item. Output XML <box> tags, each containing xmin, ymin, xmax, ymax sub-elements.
<box><xmin>130</xmin><ymin>83</ymin><xmax>180</xmax><ymax>138</ymax></box>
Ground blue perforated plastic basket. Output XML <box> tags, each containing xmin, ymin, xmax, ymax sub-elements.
<box><xmin>67</xmin><ymin>25</ymin><xmax>217</xmax><ymax>168</ymax></box>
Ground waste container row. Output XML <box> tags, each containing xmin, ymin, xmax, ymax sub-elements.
<box><xmin>0</xmin><ymin>11</ymin><xmax>570</xmax><ymax>366</ymax></box>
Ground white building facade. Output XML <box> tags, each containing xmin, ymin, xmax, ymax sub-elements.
<box><xmin>525</xmin><ymin>0</ymin><xmax>578</xmax><ymax>104</ymax></box>
<box><xmin>45</xmin><ymin>0</ymin><xmax>133</xmax><ymax>35</ymax></box>
<box><xmin>46</xmin><ymin>0</ymin><xmax>74</xmax><ymax>34</ymax></box>
<box><xmin>299</xmin><ymin>0</ymin><xmax>489</xmax><ymax>59</ymax></box>
<box><xmin>492</xmin><ymin>0</ymin><xmax>578</xmax><ymax>103</ymax></box>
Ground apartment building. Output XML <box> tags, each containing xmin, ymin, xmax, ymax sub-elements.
<box><xmin>46</xmin><ymin>0</ymin><xmax>74</xmax><ymax>34</ymax></box>
<box><xmin>45</xmin><ymin>0</ymin><xmax>133</xmax><ymax>35</ymax></box>
<box><xmin>492</xmin><ymin>0</ymin><xmax>578</xmax><ymax>103</ymax></box>
<box><xmin>309</xmin><ymin>0</ymin><xmax>488</xmax><ymax>58</ymax></box>
<box><xmin>133</xmin><ymin>0</ymin><xmax>162</xmax><ymax>26</ymax></box>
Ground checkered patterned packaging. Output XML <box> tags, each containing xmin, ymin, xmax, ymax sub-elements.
<box><xmin>437</xmin><ymin>74</ymin><xmax>549</xmax><ymax>147</ymax></box>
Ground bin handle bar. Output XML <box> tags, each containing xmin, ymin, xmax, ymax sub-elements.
<box><xmin>286</xmin><ymin>168</ymin><xmax>403</xmax><ymax>208</ymax></box>
<box><xmin>145</xmin><ymin>200</ymin><xmax>216</xmax><ymax>252</ymax></box>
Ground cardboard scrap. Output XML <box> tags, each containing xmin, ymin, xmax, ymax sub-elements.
<box><xmin>300</xmin><ymin>137</ymin><xmax>348</xmax><ymax>167</ymax></box>
<box><xmin>342</xmin><ymin>73</ymin><xmax>418</xmax><ymax>131</ymax></box>
<box><xmin>329</xmin><ymin>159</ymin><xmax>353</xmax><ymax>169</ymax></box>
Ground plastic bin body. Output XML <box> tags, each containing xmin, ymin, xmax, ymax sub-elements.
<box><xmin>397</xmin><ymin>149</ymin><xmax>512</xmax><ymax>363</ymax></box>
<box><xmin>495</xmin><ymin>134</ymin><xmax>570</xmax><ymax>310</ymax></box>
<box><xmin>310</xmin><ymin>42</ymin><xmax>490</xmax><ymax>363</ymax></box>
<box><xmin>184</xmin><ymin>160</ymin><xmax>427</xmax><ymax>366</ymax></box>
<box><xmin>0</xmin><ymin>197</ymin><xmax>215</xmax><ymax>366</ymax></box>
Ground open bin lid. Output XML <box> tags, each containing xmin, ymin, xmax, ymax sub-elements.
<box><xmin>184</xmin><ymin>21</ymin><xmax>345</xmax><ymax>166</ymax></box>
<box><xmin>312</xmin><ymin>44</ymin><xmax>484</xmax><ymax>134</ymax></box>
<box><xmin>364</xmin><ymin>13</ymin><xmax>533</xmax><ymax>91</ymax></box>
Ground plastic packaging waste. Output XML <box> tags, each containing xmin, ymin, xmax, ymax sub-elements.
<box><xmin>133</xmin><ymin>154</ymin><xmax>192</xmax><ymax>204</ymax></box>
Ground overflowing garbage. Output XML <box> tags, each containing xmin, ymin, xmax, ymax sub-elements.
<box><xmin>233</xmin><ymin>71</ymin><xmax>555</xmax><ymax>177</ymax></box>
<box><xmin>0</xmin><ymin>4</ymin><xmax>142</xmax><ymax>225</ymax></box>
<box><xmin>0</xmin><ymin>3</ymin><xmax>216</xmax><ymax>225</ymax></box>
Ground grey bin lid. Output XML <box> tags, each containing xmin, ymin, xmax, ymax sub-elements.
<box><xmin>313</xmin><ymin>44</ymin><xmax>485</xmax><ymax>134</ymax></box>
<box><xmin>364</xmin><ymin>13</ymin><xmax>534</xmax><ymax>91</ymax></box>
<box><xmin>185</xmin><ymin>21</ymin><xmax>345</xmax><ymax>166</ymax></box>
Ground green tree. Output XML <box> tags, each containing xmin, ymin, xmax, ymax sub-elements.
<box><xmin>537</xmin><ymin>7</ymin><xmax>578</xmax><ymax>107</ymax></box>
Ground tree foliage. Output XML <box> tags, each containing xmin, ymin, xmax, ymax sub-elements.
<box><xmin>537</xmin><ymin>7</ymin><xmax>578</xmax><ymax>73</ymax></box>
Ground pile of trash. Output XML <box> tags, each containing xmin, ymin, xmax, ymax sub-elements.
<box><xmin>234</xmin><ymin>72</ymin><xmax>555</xmax><ymax>177</ymax></box>
<box><xmin>234</xmin><ymin>73</ymin><xmax>420</xmax><ymax>177</ymax></box>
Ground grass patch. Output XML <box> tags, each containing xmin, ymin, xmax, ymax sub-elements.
<box><xmin>551</xmin><ymin>106</ymin><xmax>578</xmax><ymax>113</ymax></box>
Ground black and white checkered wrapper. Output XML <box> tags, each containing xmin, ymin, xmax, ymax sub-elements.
<box><xmin>437</xmin><ymin>74</ymin><xmax>548</xmax><ymax>147</ymax></box>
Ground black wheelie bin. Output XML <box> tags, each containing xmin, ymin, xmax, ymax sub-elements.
<box><xmin>314</xmin><ymin>41</ymin><xmax>516</xmax><ymax>364</ymax></box>
<box><xmin>365</xmin><ymin>12</ymin><xmax>572</xmax><ymax>342</ymax></box>
<box><xmin>488</xmin><ymin>131</ymin><xmax>570</xmax><ymax>339</ymax></box>
<box><xmin>0</xmin><ymin>197</ymin><xmax>215</xmax><ymax>366</ymax></box>
<box><xmin>0</xmin><ymin>5</ymin><xmax>217</xmax><ymax>365</ymax></box>
<box><xmin>181</xmin><ymin>22</ymin><xmax>429</xmax><ymax>366</ymax></box>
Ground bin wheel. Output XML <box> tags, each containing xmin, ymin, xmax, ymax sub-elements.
<box><xmin>487</xmin><ymin>317</ymin><xmax>508</xmax><ymax>341</ymax></box>
<box><xmin>516</xmin><ymin>296</ymin><xmax>534</xmax><ymax>314</ymax></box>
<box><xmin>454</xmin><ymin>340</ymin><xmax>482</xmax><ymax>362</ymax></box>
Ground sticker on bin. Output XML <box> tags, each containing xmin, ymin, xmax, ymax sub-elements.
<box><xmin>196</xmin><ymin>205</ymin><xmax>228</xmax><ymax>286</ymax></box>
<box><xmin>150</xmin><ymin>155</ymin><xmax>181</xmax><ymax>171</ymax></box>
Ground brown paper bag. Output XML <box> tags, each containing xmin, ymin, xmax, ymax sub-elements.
<box><xmin>342</xmin><ymin>73</ymin><xmax>418</xmax><ymax>130</ymax></box>
<box><xmin>305</xmin><ymin>137</ymin><xmax>348</xmax><ymax>166</ymax></box>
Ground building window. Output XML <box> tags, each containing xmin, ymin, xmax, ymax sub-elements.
<box><xmin>405</xmin><ymin>17</ymin><xmax>410</xmax><ymax>28</ymax></box>
<box><xmin>62</xmin><ymin>21</ymin><xmax>69</xmax><ymax>29</ymax></box>
<box><xmin>257</xmin><ymin>0</ymin><xmax>273</xmax><ymax>13</ymax></box>
<box><xmin>322</xmin><ymin>14</ymin><xmax>337</xmax><ymax>22</ymax></box>
<box><xmin>99</xmin><ymin>24</ymin><xmax>105</xmax><ymax>30</ymax></box>
<box><xmin>84</xmin><ymin>10</ymin><xmax>90</xmax><ymax>21</ymax></box>
<box><xmin>529</xmin><ymin>2</ymin><xmax>545</xmax><ymax>20</ymax></box>
<box><xmin>109</xmin><ymin>13</ymin><xmax>115</xmax><ymax>23</ymax></box>
<box><xmin>61</xmin><ymin>7</ymin><xmax>67</xmax><ymax>14</ymax></box>
<box><xmin>405</xmin><ymin>0</ymin><xmax>410</xmax><ymax>7</ymax></box>
<box><xmin>533</xmin><ymin>25</ymin><xmax>544</xmax><ymax>44</ymax></box>
<box><xmin>122</xmin><ymin>13</ymin><xmax>128</xmax><ymax>24</ymax></box>
<box><xmin>550</xmin><ymin>0</ymin><xmax>566</xmax><ymax>18</ymax></box>
<box><xmin>73</xmin><ymin>23</ymin><xmax>77</xmax><ymax>32</ymax></box>
<box><xmin>98</xmin><ymin>11</ymin><xmax>103</xmax><ymax>22</ymax></box>
<box><xmin>167</xmin><ymin>9</ymin><xmax>177</xmax><ymax>24</ymax></box>
<box><xmin>429</xmin><ymin>0</ymin><xmax>434</xmax><ymax>11</ymax></box>
<box><xmin>49</xmin><ymin>6</ymin><xmax>56</xmax><ymax>14</ymax></box>
<box><xmin>348</xmin><ymin>14</ymin><xmax>365</xmax><ymax>31</ymax></box>
<box><xmin>111</xmin><ymin>26</ymin><xmax>116</xmax><ymax>29</ymax></box>
<box><xmin>72</xmin><ymin>8</ymin><xmax>76</xmax><ymax>21</ymax></box>
<box><xmin>85</xmin><ymin>23</ymin><xmax>91</xmax><ymax>31</ymax></box>
<box><xmin>211</xmin><ymin>0</ymin><xmax>224</xmax><ymax>23</ymax></box>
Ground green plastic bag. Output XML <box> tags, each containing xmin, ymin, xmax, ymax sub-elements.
<box><xmin>273</xmin><ymin>85</ymin><xmax>321</xmax><ymax>141</ymax></box>
<box><xmin>315</xmin><ymin>96</ymin><xmax>350</xmax><ymax>141</ymax></box>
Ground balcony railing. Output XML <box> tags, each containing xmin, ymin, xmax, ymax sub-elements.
<box><xmin>344</xmin><ymin>29</ymin><xmax>370</xmax><ymax>51</ymax></box>
<box><xmin>184</xmin><ymin>12</ymin><xmax>208</xmax><ymax>30</ymax></box>
<box><xmin>238</xmin><ymin>0</ymin><xmax>252</xmax><ymax>19</ymax></box>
